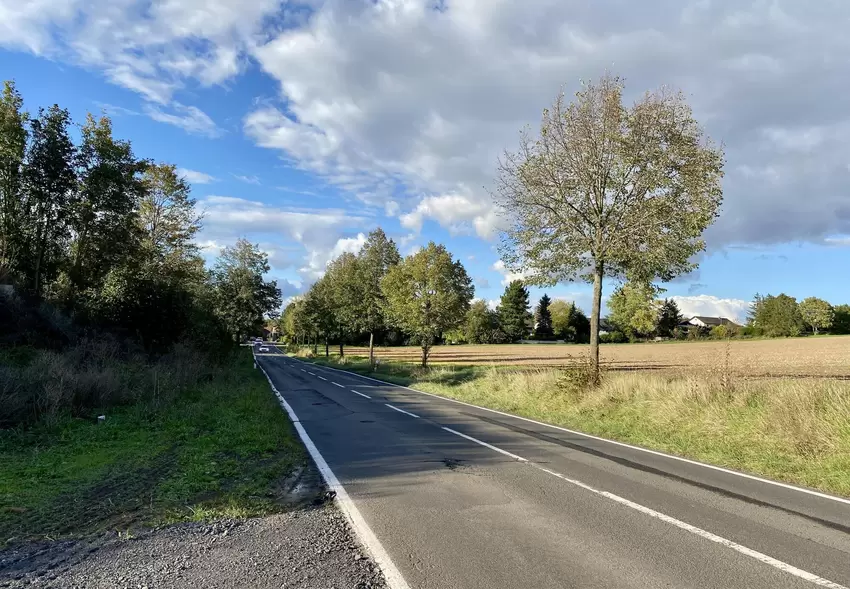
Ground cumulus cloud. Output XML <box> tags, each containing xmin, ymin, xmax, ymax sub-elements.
<box><xmin>670</xmin><ymin>295</ymin><xmax>751</xmax><ymax>324</ymax></box>
<box><xmin>177</xmin><ymin>168</ymin><xmax>217</xmax><ymax>184</ymax></box>
<box><xmin>8</xmin><ymin>0</ymin><xmax>850</xmax><ymax>247</ymax></box>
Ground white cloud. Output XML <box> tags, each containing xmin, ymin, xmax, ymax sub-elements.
<box><xmin>8</xmin><ymin>0</ymin><xmax>850</xmax><ymax>248</ymax></box>
<box><xmin>486</xmin><ymin>299</ymin><xmax>499</xmax><ymax>311</ymax></box>
<box><xmin>233</xmin><ymin>174</ymin><xmax>261</xmax><ymax>185</ymax></box>
<box><xmin>144</xmin><ymin>102</ymin><xmax>221</xmax><ymax>137</ymax></box>
<box><xmin>177</xmin><ymin>168</ymin><xmax>217</xmax><ymax>184</ymax></box>
<box><xmin>670</xmin><ymin>295</ymin><xmax>751</xmax><ymax>324</ymax></box>
<box><xmin>492</xmin><ymin>259</ymin><xmax>531</xmax><ymax>286</ymax></box>
<box><xmin>300</xmin><ymin>233</ymin><xmax>367</xmax><ymax>280</ymax></box>
<box><xmin>824</xmin><ymin>236</ymin><xmax>850</xmax><ymax>247</ymax></box>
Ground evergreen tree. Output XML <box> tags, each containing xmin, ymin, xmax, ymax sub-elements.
<box><xmin>657</xmin><ymin>298</ymin><xmax>683</xmax><ymax>338</ymax></box>
<box><xmin>534</xmin><ymin>293</ymin><xmax>554</xmax><ymax>339</ymax></box>
<box><xmin>498</xmin><ymin>280</ymin><xmax>531</xmax><ymax>342</ymax></box>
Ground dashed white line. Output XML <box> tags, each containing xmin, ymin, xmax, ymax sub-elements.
<box><xmin>332</xmin><ymin>381</ymin><xmax>345</xmax><ymax>388</ymax></box>
<box><xmin>300</xmin><ymin>368</ymin><xmax>306</xmax><ymax>372</ymax></box>
<box><xmin>385</xmin><ymin>404</ymin><xmax>420</xmax><ymax>419</ymax></box>
<box><xmin>352</xmin><ymin>390</ymin><xmax>371</xmax><ymax>399</ymax></box>
<box><xmin>439</xmin><ymin>428</ymin><xmax>846</xmax><ymax>589</ymax></box>
<box><xmin>318</xmin><ymin>376</ymin><xmax>328</xmax><ymax>381</ymax></box>
<box><xmin>441</xmin><ymin>427</ymin><xmax>528</xmax><ymax>462</ymax></box>
<box><xmin>307</xmin><ymin>371</ymin><xmax>315</xmax><ymax>376</ymax></box>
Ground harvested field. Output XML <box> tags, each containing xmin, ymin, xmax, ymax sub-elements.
<box><xmin>340</xmin><ymin>336</ymin><xmax>850</xmax><ymax>379</ymax></box>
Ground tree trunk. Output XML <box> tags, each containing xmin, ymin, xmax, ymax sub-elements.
<box><xmin>589</xmin><ymin>263</ymin><xmax>604</xmax><ymax>384</ymax></box>
<box><xmin>421</xmin><ymin>343</ymin><xmax>429</xmax><ymax>368</ymax></box>
<box><xmin>325</xmin><ymin>340</ymin><xmax>329</xmax><ymax>358</ymax></box>
<box><xmin>339</xmin><ymin>342</ymin><xmax>344</xmax><ymax>357</ymax></box>
<box><xmin>814</xmin><ymin>326</ymin><xmax>818</xmax><ymax>336</ymax></box>
<box><xmin>368</xmin><ymin>331</ymin><xmax>375</xmax><ymax>370</ymax></box>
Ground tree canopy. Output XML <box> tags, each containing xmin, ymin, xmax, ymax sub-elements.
<box><xmin>608</xmin><ymin>281</ymin><xmax>659</xmax><ymax>340</ymax></box>
<box><xmin>798</xmin><ymin>297</ymin><xmax>834</xmax><ymax>335</ymax></box>
<box><xmin>381</xmin><ymin>242</ymin><xmax>473</xmax><ymax>367</ymax></box>
<box><xmin>534</xmin><ymin>293</ymin><xmax>554</xmax><ymax>339</ymax></box>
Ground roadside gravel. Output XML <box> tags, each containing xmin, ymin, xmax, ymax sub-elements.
<box><xmin>0</xmin><ymin>503</ymin><xmax>387</xmax><ymax>589</ymax></box>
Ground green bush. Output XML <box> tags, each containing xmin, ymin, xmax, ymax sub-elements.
<box><xmin>600</xmin><ymin>331</ymin><xmax>627</xmax><ymax>344</ymax></box>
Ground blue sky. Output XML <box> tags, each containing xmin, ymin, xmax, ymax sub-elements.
<box><xmin>2</xmin><ymin>0</ymin><xmax>849</xmax><ymax>323</ymax></box>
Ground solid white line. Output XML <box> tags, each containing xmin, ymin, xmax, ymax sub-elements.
<box><xmin>332</xmin><ymin>381</ymin><xmax>345</xmax><ymax>388</ymax></box>
<box><xmin>385</xmin><ymin>404</ymin><xmax>420</xmax><ymax>419</ymax></box>
<box><xmin>352</xmin><ymin>390</ymin><xmax>371</xmax><ymax>399</ymax></box>
<box><xmin>253</xmin><ymin>354</ymin><xmax>411</xmax><ymax>589</ymax></box>
<box><xmin>295</xmin><ymin>359</ymin><xmax>850</xmax><ymax>506</ymax></box>
<box><xmin>532</xmin><ymin>465</ymin><xmax>847</xmax><ymax>589</ymax></box>
<box><xmin>441</xmin><ymin>427</ymin><xmax>528</xmax><ymax>462</ymax></box>
<box><xmin>437</xmin><ymin>424</ymin><xmax>846</xmax><ymax>588</ymax></box>
<box><xmin>318</xmin><ymin>376</ymin><xmax>327</xmax><ymax>381</ymax></box>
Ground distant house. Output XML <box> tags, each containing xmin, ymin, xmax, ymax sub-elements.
<box><xmin>681</xmin><ymin>316</ymin><xmax>741</xmax><ymax>329</ymax></box>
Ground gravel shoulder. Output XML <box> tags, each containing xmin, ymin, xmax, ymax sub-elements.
<box><xmin>1</xmin><ymin>502</ymin><xmax>386</xmax><ymax>589</ymax></box>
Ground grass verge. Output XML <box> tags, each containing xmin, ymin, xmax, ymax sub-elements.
<box><xmin>0</xmin><ymin>350</ymin><xmax>307</xmax><ymax>543</ymax></box>
<box><xmin>303</xmin><ymin>352</ymin><xmax>850</xmax><ymax>498</ymax></box>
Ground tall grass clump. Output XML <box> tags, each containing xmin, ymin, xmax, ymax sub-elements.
<box><xmin>0</xmin><ymin>339</ymin><xmax>215</xmax><ymax>427</ymax></box>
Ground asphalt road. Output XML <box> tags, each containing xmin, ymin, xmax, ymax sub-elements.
<box><xmin>254</xmin><ymin>346</ymin><xmax>850</xmax><ymax>589</ymax></box>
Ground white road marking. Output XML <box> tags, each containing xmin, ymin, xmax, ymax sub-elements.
<box><xmin>253</xmin><ymin>354</ymin><xmax>411</xmax><ymax>589</ymax></box>
<box><xmin>441</xmin><ymin>427</ymin><xmax>528</xmax><ymax>462</ymax></box>
<box><xmin>437</xmin><ymin>427</ymin><xmax>845</xmax><ymax>589</ymax></box>
<box><xmin>300</xmin><ymin>369</ymin><xmax>306</xmax><ymax>372</ymax></box>
<box><xmin>385</xmin><ymin>404</ymin><xmax>420</xmax><ymax>419</ymax></box>
<box><xmin>352</xmin><ymin>390</ymin><xmax>371</xmax><ymax>399</ymax></box>
<box><xmin>295</xmin><ymin>359</ymin><xmax>850</xmax><ymax>506</ymax></box>
<box><xmin>318</xmin><ymin>376</ymin><xmax>327</xmax><ymax>381</ymax></box>
<box><xmin>332</xmin><ymin>381</ymin><xmax>345</xmax><ymax>388</ymax></box>
<box><xmin>307</xmin><ymin>371</ymin><xmax>316</xmax><ymax>376</ymax></box>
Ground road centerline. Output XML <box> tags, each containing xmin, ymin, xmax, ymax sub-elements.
<box><xmin>332</xmin><ymin>381</ymin><xmax>345</xmax><ymax>388</ymax></box>
<box><xmin>352</xmin><ymin>390</ymin><xmax>371</xmax><ymax>399</ymax></box>
<box><xmin>385</xmin><ymin>403</ymin><xmax>419</xmax><ymax>419</ymax></box>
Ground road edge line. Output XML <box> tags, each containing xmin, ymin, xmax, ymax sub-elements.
<box><xmin>254</xmin><ymin>354</ymin><xmax>411</xmax><ymax>589</ymax></box>
<box><xmin>292</xmin><ymin>355</ymin><xmax>850</xmax><ymax>506</ymax></box>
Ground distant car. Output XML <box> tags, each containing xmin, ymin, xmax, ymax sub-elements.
<box><xmin>259</xmin><ymin>346</ymin><xmax>269</xmax><ymax>352</ymax></box>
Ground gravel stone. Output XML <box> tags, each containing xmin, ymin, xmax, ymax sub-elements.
<box><xmin>0</xmin><ymin>504</ymin><xmax>387</xmax><ymax>589</ymax></box>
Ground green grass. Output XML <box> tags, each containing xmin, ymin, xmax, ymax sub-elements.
<box><xmin>303</xmin><ymin>353</ymin><xmax>850</xmax><ymax>498</ymax></box>
<box><xmin>0</xmin><ymin>350</ymin><xmax>307</xmax><ymax>543</ymax></box>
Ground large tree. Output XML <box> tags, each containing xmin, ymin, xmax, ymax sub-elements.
<box><xmin>325</xmin><ymin>251</ymin><xmax>362</xmax><ymax>356</ymax></box>
<box><xmin>498</xmin><ymin>280</ymin><xmax>531</xmax><ymax>342</ymax></box>
<box><xmin>495</xmin><ymin>73</ymin><xmax>724</xmax><ymax>380</ymax></box>
<box><xmin>752</xmin><ymin>293</ymin><xmax>804</xmax><ymax>337</ymax></box>
<box><xmin>0</xmin><ymin>81</ymin><xmax>28</xmax><ymax>282</ymax></box>
<box><xmin>357</xmin><ymin>228</ymin><xmax>401</xmax><ymax>367</ymax></box>
<box><xmin>607</xmin><ymin>281</ymin><xmax>659</xmax><ymax>340</ymax></box>
<box><xmin>23</xmin><ymin>105</ymin><xmax>76</xmax><ymax>297</ymax></box>
<box><xmin>71</xmin><ymin>113</ymin><xmax>146</xmax><ymax>296</ymax></box>
<box><xmin>465</xmin><ymin>299</ymin><xmax>503</xmax><ymax>344</ymax></box>
<box><xmin>657</xmin><ymin>298</ymin><xmax>683</xmax><ymax>338</ymax></box>
<box><xmin>534</xmin><ymin>293</ymin><xmax>554</xmax><ymax>339</ymax></box>
<box><xmin>550</xmin><ymin>299</ymin><xmax>590</xmax><ymax>343</ymax></box>
<box><xmin>210</xmin><ymin>239</ymin><xmax>281</xmax><ymax>342</ymax></box>
<box><xmin>832</xmin><ymin>304</ymin><xmax>850</xmax><ymax>335</ymax></box>
<box><xmin>138</xmin><ymin>162</ymin><xmax>202</xmax><ymax>281</ymax></box>
<box><xmin>381</xmin><ymin>242</ymin><xmax>473</xmax><ymax>367</ymax></box>
<box><xmin>798</xmin><ymin>297</ymin><xmax>834</xmax><ymax>335</ymax></box>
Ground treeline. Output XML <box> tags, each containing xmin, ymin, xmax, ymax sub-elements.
<box><xmin>278</xmin><ymin>229</ymin><xmax>592</xmax><ymax>365</ymax></box>
<box><xmin>600</xmin><ymin>280</ymin><xmax>850</xmax><ymax>342</ymax></box>
<box><xmin>0</xmin><ymin>80</ymin><xmax>280</xmax><ymax>351</ymax></box>
<box><xmin>0</xmin><ymin>81</ymin><xmax>280</xmax><ymax>425</ymax></box>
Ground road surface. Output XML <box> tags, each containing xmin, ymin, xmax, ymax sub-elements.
<box><xmin>254</xmin><ymin>346</ymin><xmax>850</xmax><ymax>589</ymax></box>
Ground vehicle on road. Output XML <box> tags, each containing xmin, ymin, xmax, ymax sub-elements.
<box><xmin>259</xmin><ymin>346</ymin><xmax>269</xmax><ymax>352</ymax></box>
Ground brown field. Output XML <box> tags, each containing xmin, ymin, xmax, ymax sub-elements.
<box><xmin>341</xmin><ymin>336</ymin><xmax>850</xmax><ymax>379</ymax></box>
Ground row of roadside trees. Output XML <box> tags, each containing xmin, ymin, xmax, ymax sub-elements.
<box><xmin>0</xmin><ymin>80</ymin><xmax>281</xmax><ymax>353</ymax></box>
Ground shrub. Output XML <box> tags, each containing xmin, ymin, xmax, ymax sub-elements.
<box><xmin>600</xmin><ymin>331</ymin><xmax>627</xmax><ymax>344</ymax></box>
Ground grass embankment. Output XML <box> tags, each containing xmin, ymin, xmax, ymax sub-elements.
<box><xmin>0</xmin><ymin>350</ymin><xmax>306</xmax><ymax>543</ymax></box>
<box><xmin>303</xmin><ymin>352</ymin><xmax>850</xmax><ymax>497</ymax></box>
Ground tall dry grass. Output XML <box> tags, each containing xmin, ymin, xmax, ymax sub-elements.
<box><xmin>0</xmin><ymin>339</ymin><xmax>215</xmax><ymax>427</ymax></box>
<box><xmin>410</xmin><ymin>365</ymin><xmax>850</xmax><ymax>495</ymax></box>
